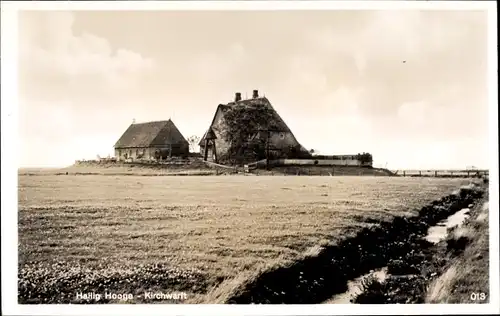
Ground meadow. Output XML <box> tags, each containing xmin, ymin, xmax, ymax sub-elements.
<box><xmin>18</xmin><ymin>173</ymin><xmax>471</xmax><ymax>303</ymax></box>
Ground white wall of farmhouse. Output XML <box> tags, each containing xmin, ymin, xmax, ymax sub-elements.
<box><xmin>115</xmin><ymin>148</ymin><xmax>152</xmax><ymax>161</ymax></box>
<box><xmin>115</xmin><ymin>145</ymin><xmax>188</xmax><ymax>162</ymax></box>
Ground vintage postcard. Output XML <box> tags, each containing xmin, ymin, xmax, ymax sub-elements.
<box><xmin>1</xmin><ymin>1</ymin><xmax>498</xmax><ymax>315</ymax></box>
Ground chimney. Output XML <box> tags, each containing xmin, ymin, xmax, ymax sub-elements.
<box><xmin>252</xmin><ymin>90</ymin><xmax>259</xmax><ymax>99</ymax></box>
<box><xmin>234</xmin><ymin>92</ymin><xmax>242</xmax><ymax>102</ymax></box>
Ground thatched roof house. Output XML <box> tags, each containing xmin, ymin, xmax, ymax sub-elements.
<box><xmin>199</xmin><ymin>90</ymin><xmax>309</xmax><ymax>163</ymax></box>
<box><xmin>114</xmin><ymin>119</ymin><xmax>189</xmax><ymax>161</ymax></box>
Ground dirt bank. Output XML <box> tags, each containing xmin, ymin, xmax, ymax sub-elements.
<box><xmin>425</xmin><ymin>197</ymin><xmax>489</xmax><ymax>303</ymax></box>
<box><xmin>223</xmin><ymin>184</ymin><xmax>485</xmax><ymax>304</ymax></box>
<box><xmin>21</xmin><ymin>162</ymin><xmax>397</xmax><ymax>177</ymax></box>
<box><xmin>19</xmin><ymin>159</ymin><xmax>238</xmax><ymax>176</ymax></box>
<box><xmin>352</xmin><ymin>189</ymin><xmax>490</xmax><ymax>304</ymax></box>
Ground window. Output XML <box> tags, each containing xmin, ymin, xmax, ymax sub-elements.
<box><xmin>279</xmin><ymin>133</ymin><xmax>285</xmax><ymax>140</ymax></box>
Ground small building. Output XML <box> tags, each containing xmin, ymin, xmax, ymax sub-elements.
<box><xmin>199</xmin><ymin>90</ymin><xmax>309</xmax><ymax>163</ymax></box>
<box><xmin>114</xmin><ymin>119</ymin><xmax>189</xmax><ymax>161</ymax></box>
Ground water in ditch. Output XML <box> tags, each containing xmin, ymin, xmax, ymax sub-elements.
<box><xmin>324</xmin><ymin>267</ymin><xmax>388</xmax><ymax>304</ymax></box>
<box><xmin>324</xmin><ymin>207</ymin><xmax>471</xmax><ymax>304</ymax></box>
<box><xmin>424</xmin><ymin>207</ymin><xmax>471</xmax><ymax>244</ymax></box>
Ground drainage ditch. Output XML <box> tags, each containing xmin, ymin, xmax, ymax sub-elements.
<box><xmin>325</xmin><ymin>206</ymin><xmax>473</xmax><ymax>304</ymax></box>
<box><xmin>225</xmin><ymin>185</ymin><xmax>484</xmax><ymax>304</ymax></box>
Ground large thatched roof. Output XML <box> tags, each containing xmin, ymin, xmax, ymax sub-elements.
<box><xmin>199</xmin><ymin>97</ymin><xmax>293</xmax><ymax>145</ymax></box>
<box><xmin>114</xmin><ymin>119</ymin><xmax>188</xmax><ymax>148</ymax></box>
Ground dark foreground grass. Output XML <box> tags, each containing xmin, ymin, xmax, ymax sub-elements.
<box><xmin>19</xmin><ymin>262</ymin><xmax>208</xmax><ymax>304</ymax></box>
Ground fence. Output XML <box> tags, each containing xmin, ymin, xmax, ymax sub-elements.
<box><xmin>395</xmin><ymin>169</ymin><xmax>489</xmax><ymax>178</ymax></box>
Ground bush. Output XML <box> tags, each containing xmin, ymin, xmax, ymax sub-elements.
<box><xmin>356</xmin><ymin>152</ymin><xmax>373</xmax><ymax>165</ymax></box>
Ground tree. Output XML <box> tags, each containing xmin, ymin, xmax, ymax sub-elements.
<box><xmin>357</xmin><ymin>152</ymin><xmax>373</xmax><ymax>165</ymax></box>
<box><xmin>187</xmin><ymin>135</ymin><xmax>201</xmax><ymax>153</ymax></box>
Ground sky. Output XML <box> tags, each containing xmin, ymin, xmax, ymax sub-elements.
<box><xmin>18</xmin><ymin>9</ymin><xmax>490</xmax><ymax>169</ymax></box>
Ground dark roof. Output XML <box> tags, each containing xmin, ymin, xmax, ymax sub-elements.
<box><xmin>200</xmin><ymin>97</ymin><xmax>292</xmax><ymax>145</ymax></box>
<box><xmin>205</xmin><ymin>128</ymin><xmax>217</xmax><ymax>140</ymax></box>
<box><xmin>114</xmin><ymin>119</ymin><xmax>188</xmax><ymax>148</ymax></box>
<box><xmin>224</xmin><ymin>97</ymin><xmax>291</xmax><ymax>131</ymax></box>
<box><xmin>198</xmin><ymin>127</ymin><xmax>217</xmax><ymax>146</ymax></box>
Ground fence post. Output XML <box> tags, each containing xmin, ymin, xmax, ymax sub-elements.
<box><xmin>419</xmin><ymin>171</ymin><xmax>422</xmax><ymax>177</ymax></box>
<box><xmin>403</xmin><ymin>171</ymin><xmax>406</xmax><ymax>177</ymax></box>
<box><xmin>434</xmin><ymin>171</ymin><xmax>438</xmax><ymax>177</ymax></box>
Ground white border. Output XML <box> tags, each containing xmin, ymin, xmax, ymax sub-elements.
<box><xmin>487</xmin><ymin>3</ymin><xmax>500</xmax><ymax>315</ymax></box>
<box><xmin>2</xmin><ymin>0</ymin><xmax>497</xmax><ymax>11</ymax></box>
<box><xmin>2</xmin><ymin>1</ymin><xmax>498</xmax><ymax>315</ymax></box>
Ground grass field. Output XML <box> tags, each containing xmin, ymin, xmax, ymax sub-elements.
<box><xmin>18</xmin><ymin>173</ymin><xmax>472</xmax><ymax>303</ymax></box>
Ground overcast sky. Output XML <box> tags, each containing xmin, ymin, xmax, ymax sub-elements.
<box><xmin>18</xmin><ymin>10</ymin><xmax>490</xmax><ymax>169</ymax></box>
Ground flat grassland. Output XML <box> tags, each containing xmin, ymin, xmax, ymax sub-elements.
<box><xmin>18</xmin><ymin>173</ymin><xmax>470</xmax><ymax>303</ymax></box>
